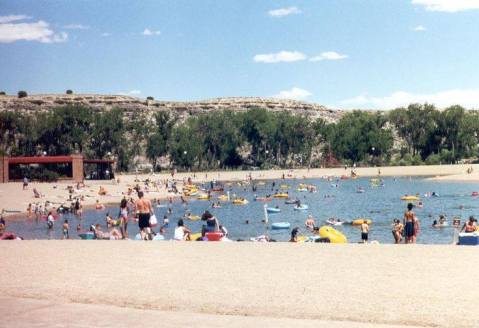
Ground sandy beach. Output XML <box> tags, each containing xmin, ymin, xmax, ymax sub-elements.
<box><xmin>1</xmin><ymin>241</ymin><xmax>477</xmax><ymax>327</ymax></box>
<box><xmin>1</xmin><ymin>164</ymin><xmax>478</xmax><ymax>219</ymax></box>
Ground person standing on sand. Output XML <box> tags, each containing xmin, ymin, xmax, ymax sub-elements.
<box><xmin>361</xmin><ymin>220</ymin><xmax>369</xmax><ymax>243</ymax></box>
<box><xmin>23</xmin><ymin>176</ymin><xmax>29</xmax><ymax>190</ymax></box>
<box><xmin>135</xmin><ymin>191</ymin><xmax>153</xmax><ymax>240</ymax></box>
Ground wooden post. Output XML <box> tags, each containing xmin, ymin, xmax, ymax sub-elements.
<box><xmin>71</xmin><ymin>155</ymin><xmax>84</xmax><ymax>182</ymax></box>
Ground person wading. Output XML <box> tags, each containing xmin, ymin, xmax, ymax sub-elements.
<box><xmin>135</xmin><ymin>191</ymin><xmax>153</xmax><ymax>240</ymax></box>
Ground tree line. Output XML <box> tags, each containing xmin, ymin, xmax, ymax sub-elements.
<box><xmin>1</xmin><ymin>103</ymin><xmax>478</xmax><ymax>171</ymax></box>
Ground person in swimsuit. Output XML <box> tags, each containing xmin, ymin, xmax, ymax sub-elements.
<box><xmin>62</xmin><ymin>219</ymin><xmax>69</xmax><ymax>239</ymax></box>
<box><xmin>461</xmin><ymin>216</ymin><xmax>477</xmax><ymax>233</ymax></box>
<box><xmin>135</xmin><ymin>191</ymin><xmax>153</xmax><ymax>240</ymax></box>
<box><xmin>290</xmin><ymin>227</ymin><xmax>299</xmax><ymax>242</ymax></box>
<box><xmin>403</xmin><ymin>203</ymin><xmax>417</xmax><ymax>244</ymax></box>
<box><xmin>119</xmin><ymin>198</ymin><xmax>129</xmax><ymax>239</ymax></box>
<box><xmin>305</xmin><ymin>215</ymin><xmax>315</xmax><ymax>231</ymax></box>
<box><xmin>174</xmin><ymin>219</ymin><xmax>191</xmax><ymax>241</ymax></box>
<box><xmin>361</xmin><ymin>220</ymin><xmax>369</xmax><ymax>243</ymax></box>
<box><xmin>392</xmin><ymin>219</ymin><xmax>403</xmax><ymax>244</ymax></box>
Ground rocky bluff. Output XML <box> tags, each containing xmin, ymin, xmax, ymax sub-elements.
<box><xmin>0</xmin><ymin>94</ymin><xmax>344</xmax><ymax>122</ymax></box>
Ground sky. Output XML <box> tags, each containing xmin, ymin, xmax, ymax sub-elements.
<box><xmin>1</xmin><ymin>0</ymin><xmax>479</xmax><ymax>109</ymax></box>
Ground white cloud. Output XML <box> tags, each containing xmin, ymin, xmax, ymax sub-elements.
<box><xmin>142</xmin><ymin>28</ymin><xmax>161</xmax><ymax>36</ymax></box>
<box><xmin>273</xmin><ymin>87</ymin><xmax>312</xmax><ymax>100</ymax></box>
<box><xmin>254</xmin><ymin>50</ymin><xmax>306</xmax><ymax>63</ymax></box>
<box><xmin>0</xmin><ymin>15</ymin><xmax>31</xmax><ymax>23</ymax></box>
<box><xmin>268</xmin><ymin>6</ymin><xmax>302</xmax><ymax>17</ymax></box>
<box><xmin>119</xmin><ymin>90</ymin><xmax>142</xmax><ymax>96</ymax></box>
<box><xmin>0</xmin><ymin>17</ymin><xmax>68</xmax><ymax>43</ymax></box>
<box><xmin>309</xmin><ymin>51</ymin><xmax>348</xmax><ymax>62</ymax></box>
<box><xmin>341</xmin><ymin>88</ymin><xmax>479</xmax><ymax>109</ymax></box>
<box><xmin>412</xmin><ymin>0</ymin><xmax>479</xmax><ymax>12</ymax></box>
<box><xmin>414</xmin><ymin>25</ymin><xmax>426</xmax><ymax>31</ymax></box>
<box><xmin>101</xmin><ymin>32</ymin><xmax>111</xmax><ymax>37</ymax></box>
<box><xmin>63</xmin><ymin>24</ymin><xmax>90</xmax><ymax>30</ymax></box>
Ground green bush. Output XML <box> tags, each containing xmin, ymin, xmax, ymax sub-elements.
<box><xmin>17</xmin><ymin>90</ymin><xmax>28</xmax><ymax>98</ymax></box>
<box><xmin>425</xmin><ymin>153</ymin><xmax>441</xmax><ymax>165</ymax></box>
<box><xmin>66</xmin><ymin>90</ymin><xmax>73</xmax><ymax>94</ymax></box>
<box><xmin>439</xmin><ymin>149</ymin><xmax>455</xmax><ymax>164</ymax></box>
<box><xmin>0</xmin><ymin>91</ymin><xmax>6</xmax><ymax>95</ymax></box>
<box><xmin>146</xmin><ymin>96</ymin><xmax>154</xmax><ymax>100</ymax></box>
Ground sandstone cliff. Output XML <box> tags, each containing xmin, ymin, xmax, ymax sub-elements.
<box><xmin>0</xmin><ymin>94</ymin><xmax>344</xmax><ymax>122</ymax></box>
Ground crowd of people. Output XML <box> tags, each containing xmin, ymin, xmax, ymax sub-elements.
<box><xmin>4</xmin><ymin>172</ymin><xmax>479</xmax><ymax>244</ymax></box>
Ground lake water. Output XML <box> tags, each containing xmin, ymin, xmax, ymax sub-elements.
<box><xmin>8</xmin><ymin>177</ymin><xmax>479</xmax><ymax>244</ymax></box>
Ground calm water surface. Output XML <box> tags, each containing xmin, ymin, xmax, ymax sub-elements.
<box><xmin>8</xmin><ymin>177</ymin><xmax>479</xmax><ymax>244</ymax></box>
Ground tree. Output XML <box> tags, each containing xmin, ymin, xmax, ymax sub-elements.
<box><xmin>146</xmin><ymin>111</ymin><xmax>177</xmax><ymax>169</ymax></box>
<box><xmin>66</xmin><ymin>90</ymin><xmax>73</xmax><ymax>94</ymax></box>
<box><xmin>146</xmin><ymin>96</ymin><xmax>154</xmax><ymax>100</ymax></box>
<box><xmin>330</xmin><ymin>111</ymin><xmax>393</xmax><ymax>164</ymax></box>
<box><xmin>17</xmin><ymin>91</ymin><xmax>27</xmax><ymax>98</ymax></box>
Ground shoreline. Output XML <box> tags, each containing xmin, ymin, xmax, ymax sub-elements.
<box><xmin>2</xmin><ymin>164</ymin><xmax>478</xmax><ymax>221</ymax></box>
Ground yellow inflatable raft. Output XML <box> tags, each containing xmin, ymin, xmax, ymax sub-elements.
<box><xmin>319</xmin><ymin>226</ymin><xmax>347</xmax><ymax>243</ymax></box>
<box><xmin>297</xmin><ymin>235</ymin><xmax>308</xmax><ymax>242</ymax></box>
<box><xmin>218</xmin><ymin>195</ymin><xmax>228</xmax><ymax>201</ymax></box>
<box><xmin>273</xmin><ymin>193</ymin><xmax>289</xmax><ymax>198</ymax></box>
<box><xmin>352</xmin><ymin>219</ymin><xmax>372</xmax><ymax>226</ymax></box>
<box><xmin>233</xmin><ymin>199</ymin><xmax>249</xmax><ymax>205</ymax></box>
<box><xmin>187</xmin><ymin>215</ymin><xmax>201</xmax><ymax>221</ymax></box>
<box><xmin>189</xmin><ymin>232</ymin><xmax>202</xmax><ymax>241</ymax></box>
<box><xmin>400</xmin><ymin>195</ymin><xmax>420</xmax><ymax>201</ymax></box>
<box><xmin>197</xmin><ymin>194</ymin><xmax>211</xmax><ymax>200</ymax></box>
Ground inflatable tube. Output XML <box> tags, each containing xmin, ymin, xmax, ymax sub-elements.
<box><xmin>297</xmin><ymin>188</ymin><xmax>308</xmax><ymax>192</ymax></box>
<box><xmin>218</xmin><ymin>195</ymin><xmax>228</xmax><ymax>201</ymax></box>
<box><xmin>280</xmin><ymin>184</ymin><xmax>290</xmax><ymax>189</ymax></box>
<box><xmin>0</xmin><ymin>232</ymin><xmax>17</xmax><ymax>240</ymax></box>
<box><xmin>472</xmin><ymin>192</ymin><xmax>479</xmax><ymax>197</ymax></box>
<box><xmin>78</xmin><ymin>232</ymin><xmax>95</xmax><ymax>240</ymax></box>
<box><xmin>271</xmin><ymin>222</ymin><xmax>291</xmax><ymax>230</ymax></box>
<box><xmin>401</xmin><ymin>196</ymin><xmax>420</xmax><ymax>201</ymax></box>
<box><xmin>274</xmin><ymin>193</ymin><xmax>289</xmax><ymax>198</ymax></box>
<box><xmin>285</xmin><ymin>199</ymin><xmax>298</xmax><ymax>204</ymax></box>
<box><xmin>326</xmin><ymin>219</ymin><xmax>343</xmax><ymax>226</ymax></box>
<box><xmin>352</xmin><ymin>219</ymin><xmax>372</xmax><ymax>226</ymax></box>
<box><xmin>189</xmin><ymin>232</ymin><xmax>202</xmax><ymax>241</ymax></box>
<box><xmin>255</xmin><ymin>197</ymin><xmax>272</xmax><ymax>202</ymax></box>
<box><xmin>197</xmin><ymin>194</ymin><xmax>211</xmax><ymax>200</ymax></box>
<box><xmin>319</xmin><ymin>226</ymin><xmax>347</xmax><ymax>243</ymax></box>
<box><xmin>187</xmin><ymin>215</ymin><xmax>201</xmax><ymax>221</ymax></box>
<box><xmin>294</xmin><ymin>204</ymin><xmax>309</xmax><ymax>211</ymax></box>
<box><xmin>233</xmin><ymin>199</ymin><xmax>249</xmax><ymax>205</ymax></box>
<box><xmin>205</xmin><ymin>232</ymin><xmax>223</xmax><ymax>241</ymax></box>
<box><xmin>267</xmin><ymin>207</ymin><xmax>281</xmax><ymax>213</ymax></box>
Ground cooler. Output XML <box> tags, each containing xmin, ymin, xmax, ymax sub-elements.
<box><xmin>458</xmin><ymin>233</ymin><xmax>479</xmax><ymax>246</ymax></box>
